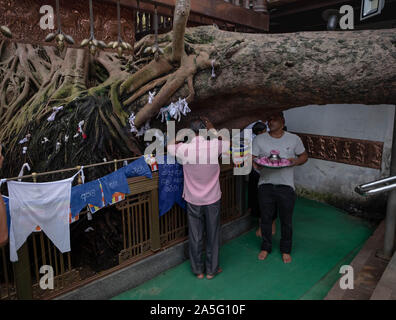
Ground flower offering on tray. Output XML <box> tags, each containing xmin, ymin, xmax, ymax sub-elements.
<box><xmin>254</xmin><ymin>150</ymin><xmax>291</xmax><ymax>168</ymax></box>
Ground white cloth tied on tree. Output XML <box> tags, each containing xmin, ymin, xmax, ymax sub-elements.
<box><xmin>128</xmin><ymin>112</ymin><xmax>138</xmax><ymax>133</ymax></box>
<box><xmin>47</xmin><ymin>106</ymin><xmax>64</xmax><ymax>122</ymax></box>
<box><xmin>157</xmin><ymin>106</ymin><xmax>169</xmax><ymax>122</ymax></box>
<box><xmin>19</xmin><ymin>134</ymin><xmax>31</xmax><ymax>145</ymax></box>
<box><xmin>8</xmin><ymin>168</ymin><xmax>83</xmax><ymax>262</ymax></box>
<box><xmin>157</xmin><ymin>98</ymin><xmax>191</xmax><ymax>123</ymax></box>
<box><xmin>18</xmin><ymin>163</ymin><xmax>31</xmax><ymax>182</ymax></box>
<box><xmin>148</xmin><ymin>91</ymin><xmax>156</xmax><ymax>104</ymax></box>
<box><xmin>211</xmin><ymin>59</ymin><xmax>216</xmax><ymax>78</ymax></box>
<box><xmin>41</xmin><ymin>137</ymin><xmax>50</xmax><ymax>144</ymax></box>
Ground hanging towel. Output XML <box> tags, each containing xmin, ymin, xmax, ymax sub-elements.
<box><xmin>120</xmin><ymin>156</ymin><xmax>152</xmax><ymax>179</ymax></box>
<box><xmin>2</xmin><ymin>196</ymin><xmax>10</xmax><ymax>235</ymax></box>
<box><xmin>99</xmin><ymin>170</ymin><xmax>130</xmax><ymax>206</ymax></box>
<box><xmin>158</xmin><ymin>155</ymin><xmax>186</xmax><ymax>217</ymax></box>
<box><xmin>88</xmin><ymin>181</ymin><xmax>105</xmax><ymax>214</ymax></box>
<box><xmin>8</xmin><ymin>171</ymin><xmax>80</xmax><ymax>262</ymax></box>
<box><xmin>70</xmin><ymin>180</ymin><xmax>104</xmax><ymax>218</ymax></box>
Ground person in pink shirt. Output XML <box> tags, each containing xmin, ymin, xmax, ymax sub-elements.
<box><xmin>167</xmin><ymin>117</ymin><xmax>230</xmax><ymax>279</ymax></box>
<box><xmin>0</xmin><ymin>143</ymin><xmax>8</xmax><ymax>247</ymax></box>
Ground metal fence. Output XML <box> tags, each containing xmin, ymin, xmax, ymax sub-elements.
<box><xmin>0</xmin><ymin>165</ymin><xmax>243</xmax><ymax>300</ymax></box>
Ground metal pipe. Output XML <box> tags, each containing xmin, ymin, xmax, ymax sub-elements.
<box><xmin>360</xmin><ymin>183</ymin><xmax>396</xmax><ymax>195</ymax></box>
<box><xmin>355</xmin><ymin>177</ymin><xmax>396</xmax><ymax>195</ymax></box>
<box><xmin>359</xmin><ymin>176</ymin><xmax>396</xmax><ymax>189</ymax></box>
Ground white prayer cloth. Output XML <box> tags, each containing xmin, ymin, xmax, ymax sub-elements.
<box><xmin>8</xmin><ymin>171</ymin><xmax>80</xmax><ymax>262</ymax></box>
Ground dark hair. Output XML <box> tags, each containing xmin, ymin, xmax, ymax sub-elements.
<box><xmin>190</xmin><ymin>117</ymin><xmax>206</xmax><ymax>134</ymax></box>
<box><xmin>0</xmin><ymin>143</ymin><xmax>4</xmax><ymax>157</ymax></box>
<box><xmin>252</xmin><ymin>122</ymin><xmax>267</xmax><ymax>135</ymax></box>
<box><xmin>269</xmin><ymin>111</ymin><xmax>285</xmax><ymax>120</ymax></box>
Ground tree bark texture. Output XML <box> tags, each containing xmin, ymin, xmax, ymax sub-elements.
<box><xmin>0</xmin><ymin>25</ymin><xmax>395</xmax><ymax>178</ymax></box>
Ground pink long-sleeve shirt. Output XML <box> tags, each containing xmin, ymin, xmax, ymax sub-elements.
<box><xmin>167</xmin><ymin>136</ymin><xmax>230</xmax><ymax>206</ymax></box>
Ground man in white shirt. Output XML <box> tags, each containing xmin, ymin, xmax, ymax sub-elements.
<box><xmin>252</xmin><ymin>112</ymin><xmax>308</xmax><ymax>263</ymax></box>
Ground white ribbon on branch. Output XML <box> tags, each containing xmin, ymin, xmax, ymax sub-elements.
<box><xmin>128</xmin><ymin>112</ymin><xmax>138</xmax><ymax>133</ymax></box>
<box><xmin>157</xmin><ymin>98</ymin><xmax>191</xmax><ymax>123</ymax></box>
<box><xmin>157</xmin><ymin>106</ymin><xmax>170</xmax><ymax>123</ymax></box>
<box><xmin>211</xmin><ymin>59</ymin><xmax>216</xmax><ymax>78</ymax></box>
<box><xmin>148</xmin><ymin>91</ymin><xmax>156</xmax><ymax>104</ymax></box>
<box><xmin>47</xmin><ymin>106</ymin><xmax>64</xmax><ymax>122</ymax></box>
<box><xmin>19</xmin><ymin>134</ymin><xmax>31</xmax><ymax>145</ymax></box>
<box><xmin>18</xmin><ymin>163</ymin><xmax>31</xmax><ymax>182</ymax></box>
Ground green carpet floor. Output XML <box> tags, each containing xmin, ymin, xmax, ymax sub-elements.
<box><xmin>113</xmin><ymin>198</ymin><xmax>373</xmax><ymax>300</ymax></box>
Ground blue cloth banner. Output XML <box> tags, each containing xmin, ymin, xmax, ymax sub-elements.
<box><xmin>2</xmin><ymin>196</ymin><xmax>10</xmax><ymax>235</ymax></box>
<box><xmin>70</xmin><ymin>180</ymin><xmax>104</xmax><ymax>217</ymax></box>
<box><xmin>121</xmin><ymin>156</ymin><xmax>152</xmax><ymax>179</ymax></box>
<box><xmin>100</xmin><ymin>169</ymin><xmax>130</xmax><ymax>206</ymax></box>
<box><xmin>158</xmin><ymin>155</ymin><xmax>186</xmax><ymax>216</ymax></box>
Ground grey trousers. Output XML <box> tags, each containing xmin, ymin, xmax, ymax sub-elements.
<box><xmin>186</xmin><ymin>199</ymin><xmax>221</xmax><ymax>275</ymax></box>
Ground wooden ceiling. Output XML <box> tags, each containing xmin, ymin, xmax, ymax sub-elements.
<box><xmin>267</xmin><ymin>0</ymin><xmax>301</xmax><ymax>8</ymax></box>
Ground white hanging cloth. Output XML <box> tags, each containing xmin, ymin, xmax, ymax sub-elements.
<box><xmin>8</xmin><ymin>169</ymin><xmax>82</xmax><ymax>262</ymax></box>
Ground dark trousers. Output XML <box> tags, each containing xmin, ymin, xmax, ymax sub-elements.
<box><xmin>186</xmin><ymin>199</ymin><xmax>221</xmax><ymax>275</ymax></box>
<box><xmin>248</xmin><ymin>170</ymin><xmax>261</xmax><ymax>217</ymax></box>
<box><xmin>249</xmin><ymin>171</ymin><xmax>278</xmax><ymax>221</ymax></box>
<box><xmin>258</xmin><ymin>184</ymin><xmax>296</xmax><ymax>254</ymax></box>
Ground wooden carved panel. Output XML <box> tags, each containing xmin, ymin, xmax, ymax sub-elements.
<box><xmin>293</xmin><ymin>132</ymin><xmax>384</xmax><ymax>170</ymax></box>
<box><xmin>0</xmin><ymin>0</ymin><xmax>135</xmax><ymax>48</ymax></box>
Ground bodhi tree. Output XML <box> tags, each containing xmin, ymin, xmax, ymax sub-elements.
<box><xmin>0</xmin><ymin>0</ymin><xmax>395</xmax><ymax>178</ymax></box>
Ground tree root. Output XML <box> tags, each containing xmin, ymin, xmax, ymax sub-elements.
<box><xmin>133</xmin><ymin>50</ymin><xmax>212</xmax><ymax>127</ymax></box>
<box><xmin>123</xmin><ymin>74</ymin><xmax>171</xmax><ymax>106</ymax></box>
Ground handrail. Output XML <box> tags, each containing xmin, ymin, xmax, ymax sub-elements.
<box><xmin>355</xmin><ymin>176</ymin><xmax>396</xmax><ymax>195</ymax></box>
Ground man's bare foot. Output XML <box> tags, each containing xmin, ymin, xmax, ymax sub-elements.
<box><xmin>255</xmin><ymin>228</ymin><xmax>262</xmax><ymax>237</ymax></box>
<box><xmin>196</xmin><ymin>273</ymin><xmax>204</xmax><ymax>279</ymax></box>
<box><xmin>258</xmin><ymin>250</ymin><xmax>268</xmax><ymax>260</ymax></box>
<box><xmin>206</xmin><ymin>267</ymin><xmax>222</xmax><ymax>280</ymax></box>
<box><xmin>282</xmin><ymin>253</ymin><xmax>292</xmax><ymax>264</ymax></box>
<box><xmin>272</xmin><ymin>220</ymin><xmax>276</xmax><ymax>235</ymax></box>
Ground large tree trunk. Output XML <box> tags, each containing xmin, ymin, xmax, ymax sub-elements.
<box><xmin>0</xmin><ymin>25</ymin><xmax>395</xmax><ymax>178</ymax></box>
<box><xmin>187</xmin><ymin>27</ymin><xmax>396</xmax><ymax>129</ymax></box>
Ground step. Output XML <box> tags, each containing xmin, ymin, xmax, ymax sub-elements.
<box><xmin>325</xmin><ymin>220</ymin><xmax>389</xmax><ymax>300</ymax></box>
<box><xmin>370</xmin><ymin>249</ymin><xmax>396</xmax><ymax>300</ymax></box>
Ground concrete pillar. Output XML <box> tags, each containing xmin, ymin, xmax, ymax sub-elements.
<box><xmin>383</xmin><ymin>107</ymin><xmax>396</xmax><ymax>258</ymax></box>
<box><xmin>244</xmin><ymin>0</ymin><xmax>250</xmax><ymax>9</ymax></box>
<box><xmin>253</xmin><ymin>0</ymin><xmax>268</xmax><ymax>13</ymax></box>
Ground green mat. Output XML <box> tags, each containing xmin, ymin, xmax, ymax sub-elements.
<box><xmin>113</xmin><ymin>198</ymin><xmax>373</xmax><ymax>300</ymax></box>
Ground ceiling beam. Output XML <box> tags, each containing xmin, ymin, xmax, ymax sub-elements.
<box><xmin>102</xmin><ymin>0</ymin><xmax>269</xmax><ymax>31</ymax></box>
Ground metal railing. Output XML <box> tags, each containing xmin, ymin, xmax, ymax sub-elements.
<box><xmin>355</xmin><ymin>176</ymin><xmax>396</xmax><ymax>195</ymax></box>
